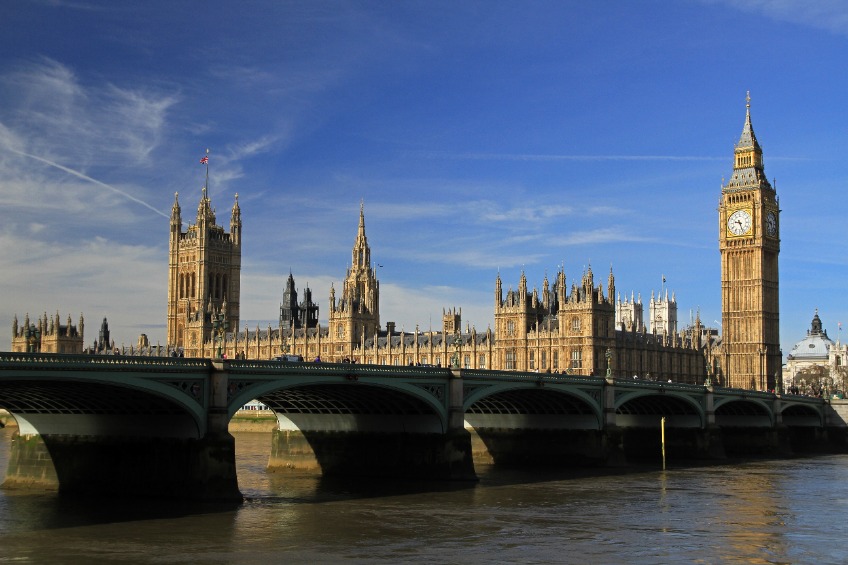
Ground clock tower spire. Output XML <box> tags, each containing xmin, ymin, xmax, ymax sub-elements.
<box><xmin>719</xmin><ymin>92</ymin><xmax>780</xmax><ymax>390</ymax></box>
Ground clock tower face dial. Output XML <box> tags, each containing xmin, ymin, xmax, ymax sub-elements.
<box><xmin>766</xmin><ymin>211</ymin><xmax>777</xmax><ymax>236</ymax></box>
<box><xmin>727</xmin><ymin>209</ymin><xmax>752</xmax><ymax>236</ymax></box>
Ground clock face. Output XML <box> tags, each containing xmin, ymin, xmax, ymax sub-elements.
<box><xmin>766</xmin><ymin>211</ymin><xmax>777</xmax><ymax>236</ymax></box>
<box><xmin>727</xmin><ymin>209</ymin><xmax>752</xmax><ymax>236</ymax></box>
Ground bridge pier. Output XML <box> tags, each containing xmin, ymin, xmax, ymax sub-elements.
<box><xmin>2</xmin><ymin>432</ymin><xmax>58</xmax><ymax>490</ymax></box>
<box><xmin>3</xmin><ymin>432</ymin><xmax>240</xmax><ymax>501</ymax></box>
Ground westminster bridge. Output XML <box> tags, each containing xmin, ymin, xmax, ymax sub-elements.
<box><xmin>0</xmin><ymin>352</ymin><xmax>841</xmax><ymax>502</ymax></box>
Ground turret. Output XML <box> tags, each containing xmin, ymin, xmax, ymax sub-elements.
<box><xmin>608</xmin><ymin>265</ymin><xmax>615</xmax><ymax>302</ymax></box>
<box><xmin>170</xmin><ymin>192</ymin><xmax>182</xmax><ymax>241</ymax></box>
<box><xmin>230</xmin><ymin>193</ymin><xmax>242</xmax><ymax>245</ymax></box>
<box><xmin>518</xmin><ymin>271</ymin><xmax>527</xmax><ymax>300</ymax></box>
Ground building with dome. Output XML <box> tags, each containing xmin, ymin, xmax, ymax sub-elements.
<box><xmin>783</xmin><ymin>311</ymin><xmax>848</xmax><ymax>395</ymax></box>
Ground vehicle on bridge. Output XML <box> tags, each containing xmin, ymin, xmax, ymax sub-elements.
<box><xmin>274</xmin><ymin>354</ymin><xmax>303</xmax><ymax>363</ymax></box>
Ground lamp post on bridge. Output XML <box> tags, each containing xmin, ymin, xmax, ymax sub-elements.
<box><xmin>212</xmin><ymin>312</ymin><xmax>229</xmax><ymax>359</ymax></box>
<box><xmin>24</xmin><ymin>324</ymin><xmax>41</xmax><ymax>353</ymax></box>
<box><xmin>704</xmin><ymin>359</ymin><xmax>712</xmax><ymax>387</ymax></box>
<box><xmin>605</xmin><ymin>348</ymin><xmax>612</xmax><ymax>378</ymax></box>
<box><xmin>451</xmin><ymin>331</ymin><xmax>461</xmax><ymax>369</ymax></box>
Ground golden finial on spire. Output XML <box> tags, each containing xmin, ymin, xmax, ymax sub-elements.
<box><xmin>746</xmin><ymin>90</ymin><xmax>751</xmax><ymax>108</ymax></box>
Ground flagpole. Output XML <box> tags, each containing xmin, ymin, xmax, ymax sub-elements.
<box><xmin>205</xmin><ymin>148</ymin><xmax>210</xmax><ymax>196</ymax></box>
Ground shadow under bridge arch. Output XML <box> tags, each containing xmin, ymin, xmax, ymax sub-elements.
<box><xmin>253</xmin><ymin>382</ymin><xmax>446</xmax><ymax>434</ymax></box>
<box><xmin>463</xmin><ymin>385</ymin><xmax>605</xmax><ymax>467</ymax></box>
<box><xmin>615</xmin><ymin>392</ymin><xmax>705</xmax><ymax>429</ymax></box>
<box><xmin>247</xmin><ymin>382</ymin><xmax>475</xmax><ymax>481</ymax></box>
<box><xmin>464</xmin><ymin>385</ymin><xmax>602</xmax><ymax>431</ymax></box>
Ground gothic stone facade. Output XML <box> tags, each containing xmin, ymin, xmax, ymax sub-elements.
<box><xmin>11</xmin><ymin>312</ymin><xmax>84</xmax><ymax>354</ymax></box>
<box><xmin>168</xmin><ymin>96</ymin><xmax>777</xmax><ymax>389</ymax></box>
<box><xmin>170</xmin><ymin>201</ymin><xmax>708</xmax><ymax>383</ymax></box>
<box><xmin>167</xmin><ymin>188</ymin><xmax>242</xmax><ymax>354</ymax></box>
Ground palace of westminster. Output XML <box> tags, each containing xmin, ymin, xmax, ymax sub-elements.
<box><xmin>16</xmin><ymin>96</ymin><xmax>829</xmax><ymax>392</ymax></box>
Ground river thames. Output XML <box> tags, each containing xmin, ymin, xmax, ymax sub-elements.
<box><xmin>2</xmin><ymin>426</ymin><xmax>848</xmax><ymax>564</ymax></box>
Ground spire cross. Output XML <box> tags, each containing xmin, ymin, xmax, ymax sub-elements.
<box><xmin>746</xmin><ymin>91</ymin><xmax>751</xmax><ymax>108</ymax></box>
<box><xmin>203</xmin><ymin>148</ymin><xmax>210</xmax><ymax>198</ymax></box>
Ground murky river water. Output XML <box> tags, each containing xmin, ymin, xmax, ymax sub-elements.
<box><xmin>1</xmin><ymin>426</ymin><xmax>848</xmax><ymax>563</ymax></box>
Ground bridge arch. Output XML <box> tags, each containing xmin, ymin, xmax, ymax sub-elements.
<box><xmin>464</xmin><ymin>383</ymin><xmax>602</xmax><ymax>430</ymax></box>
<box><xmin>227</xmin><ymin>378</ymin><xmax>449</xmax><ymax>433</ymax></box>
<box><xmin>0</xmin><ymin>376</ymin><xmax>206</xmax><ymax>438</ymax></box>
<box><xmin>780</xmin><ymin>401</ymin><xmax>824</xmax><ymax>427</ymax></box>
<box><xmin>615</xmin><ymin>390</ymin><xmax>705</xmax><ymax>428</ymax></box>
<box><xmin>713</xmin><ymin>397</ymin><xmax>774</xmax><ymax>428</ymax></box>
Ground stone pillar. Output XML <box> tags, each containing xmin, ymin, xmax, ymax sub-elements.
<box><xmin>772</xmin><ymin>393</ymin><xmax>783</xmax><ymax>427</ymax></box>
<box><xmin>699</xmin><ymin>385</ymin><xmax>725</xmax><ymax>459</ymax></box>
<box><xmin>602</xmin><ymin>376</ymin><xmax>617</xmax><ymax>428</ymax></box>
<box><xmin>202</xmin><ymin>361</ymin><xmax>242</xmax><ymax>501</ymax></box>
<box><xmin>771</xmin><ymin>393</ymin><xmax>794</xmax><ymax>455</ymax></box>
<box><xmin>448</xmin><ymin>369</ymin><xmax>465</xmax><ymax>431</ymax></box>
<box><xmin>1</xmin><ymin>432</ymin><xmax>59</xmax><ymax>491</ymax></box>
<box><xmin>209</xmin><ymin>361</ymin><xmax>231</xmax><ymax>435</ymax></box>
<box><xmin>704</xmin><ymin>385</ymin><xmax>716</xmax><ymax>426</ymax></box>
<box><xmin>601</xmin><ymin>376</ymin><xmax>626</xmax><ymax>465</ymax></box>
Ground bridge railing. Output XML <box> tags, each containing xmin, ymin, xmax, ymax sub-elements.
<box><xmin>226</xmin><ymin>360</ymin><xmax>454</xmax><ymax>379</ymax></box>
<box><xmin>0</xmin><ymin>352</ymin><xmax>209</xmax><ymax>373</ymax></box>
<box><xmin>460</xmin><ymin>368</ymin><xmax>605</xmax><ymax>385</ymax></box>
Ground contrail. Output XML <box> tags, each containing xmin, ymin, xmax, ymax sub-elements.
<box><xmin>417</xmin><ymin>151</ymin><xmax>726</xmax><ymax>162</ymax></box>
<box><xmin>4</xmin><ymin>146</ymin><xmax>169</xmax><ymax>219</ymax></box>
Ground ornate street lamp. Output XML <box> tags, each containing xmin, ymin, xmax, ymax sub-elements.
<box><xmin>24</xmin><ymin>324</ymin><xmax>41</xmax><ymax>353</ymax></box>
<box><xmin>451</xmin><ymin>331</ymin><xmax>462</xmax><ymax>369</ymax></box>
<box><xmin>705</xmin><ymin>359</ymin><xmax>712</xmax><ymax>387</ymax></box>
<box><xmin>605</xmin><ymin>348</ymin><xmax>612</xmax><ymax>378</ymax></box>
<box><xmin>212</xmin><ymin>312</ymin><xmax>229</xmax><ymax>359</ymax></box>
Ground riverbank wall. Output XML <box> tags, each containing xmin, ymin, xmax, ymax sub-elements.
<box><xmin>228</xmin><ymin>410</ymin><xmax>276</xmax><ymax>432</ymax></box>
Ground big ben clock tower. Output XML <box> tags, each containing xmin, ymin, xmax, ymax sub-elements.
<box><xmin>719</xmin><ymin>92</ymin><xmax>781</xmax><ymax>390</ymax></box>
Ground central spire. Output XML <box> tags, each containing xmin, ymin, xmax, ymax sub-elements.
<box><xmin>352</xmin><ymin>200</ymin><xmax>370</xmax><ymax>268</ymax></box>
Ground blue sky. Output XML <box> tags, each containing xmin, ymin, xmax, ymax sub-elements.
<box><xmin>0</xmin><ymin>1</ymin><xmax>846</xmax><ymax>358</ymax></box>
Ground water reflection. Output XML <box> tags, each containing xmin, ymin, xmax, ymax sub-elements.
<box><xmin>2</xmin><ymin>427</ymin><xmax>848</xmax><ymax>563</ymax></box>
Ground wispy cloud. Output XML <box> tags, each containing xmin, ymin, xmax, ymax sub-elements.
<box><xmin>0</xmin><ymin>58</ymin><xmax>179</xmax><ymax>168</ymax></box>
<box><xmin>549</xmin><ymin>228</ymin><xmax>654</xmax><ymax>246</ymax></box>
<box><xmin>704</xmin><ymin>0</ymin><xmax>848</xmax><ymax>38</ymax></box>
<box><xmin>0</xmin><ymin>231</ymin><xmax>165</xmax><ymax>345</ymax></box>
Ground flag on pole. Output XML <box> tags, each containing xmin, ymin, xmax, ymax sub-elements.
<box><xmin>199</xmin><ymin>156</ymin><xmax>209</xmax><ymax>164</ymax></box>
